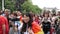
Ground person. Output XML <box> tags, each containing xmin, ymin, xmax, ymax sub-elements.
<box><xmin>21</xmin><ymin>13</ymin><xmax>44</xmax><ymax>34</ymax></box>
<box><xmin>0</xmin><ymin>15</ymin><xmax>9</xmax><ymax>34</ymax></box>
<box><xmin>35</xmin><ymin>15</ymin><xmax>39</xmax><ymax>24</ymax></box>
<box><xmin>2</xmin><ymin>9</ymin><xmax>10</xmax><ymax>17</ymax></box>
<box><xmin>57</xmin><ymin>11</ymin><xmax>60</xmax><ymax>17</ymax></box>
<box><xmin>56</xmin><ymin>17</ymin><xmax>60</xmax><ymax>34</ymax></box>
<box><xmin>56</xmin><ymin>25</ymin><xmax>60</xmax><ymax>34</ymax></box>
<box><xmin>9</xmin><ymin>11</ymin><xmax>23</xmax><ymax>34</ymax></box>
<box><xmin>32</xmin><ymin>14</ymin><xmax>40</xmax><ymax>24</ymax></box>
<box><xmin>53</xmin><ymin>11</ymin><xmax>60</xmax><ymax>34</ymax></box>
<box><xmin>0</xmin><ymin>10</ymin><xmax>3</xmax><ymax>15</ymax></box>
<box><xmin>16</xmin><ymin>11</ymin><xmax>22</xmax><ymax>21</ymax></box>
<box><xmin>42</xmin><ymin>11</ymin><xmax>51</xmax><ymax>34</ymax></box>
<box><xmin>9</xmin><ymin>13</ymin><xmax>18</xmax><ymax>34</ymax></box>
<box><xmin>9</xmin><ymin>21</ymin><xmax>18</xmax><ymax>34</ymax></box>
<box><xmin>2</xmin><ymin>9</ymin><xmax>11</xmax><ymax>25</ymax></box>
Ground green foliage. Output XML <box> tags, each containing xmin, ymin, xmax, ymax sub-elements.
<box><xmin>21</xmin><ymin>0</ymin><xmax>42</xmax><ymax>14</ymax></box>
<box><xmin>0</xmin><ymin>0</ymin><xmax>42</xmax><ymax>14</ymax></box>
<box><xmin>5</xmin><ymin>0</ymin><xmax>16</xmax><ymax>11</ymax></box>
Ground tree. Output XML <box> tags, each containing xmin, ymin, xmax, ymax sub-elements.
<box><xmin>21</xmin><ymin>0</ymin><xmax>42</xmax><ymax>14</ymax></box>
<box><xmin>5</xmin><ymin>0</ymin><xmax>16</xmax><ymax>11</ymax></box>
<box><xmin>0</xmin><ymin>0</ymin><xmax>42</xmax><ymax>14</ymax></box>
<box><xmin>5</xmin><ymin>0</ymin><xmax>27</xmax><ymax>11</ymax></box>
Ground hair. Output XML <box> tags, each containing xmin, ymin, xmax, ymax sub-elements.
<box><xmin>52</xmin><ymin>13</ymin><xmax>56</xmax><ymax>16</ymax></box>
<box><xmin>12</xmin><ymin>11</ymin><xmax>17</xmax><ymax>16</ymax></box>
<box><xmin>43</xmin><ymin>11</ymin><xmax>49</xmax><ymax>17</ymax></box>
<box><xmin>5</xmin><ymin>9</ymin><xmax>10</xmax><ymax>12</ymax></box>
<box><xmin>21</xmin><ymin>13</ymin><xmax>33</xmax><ymax>32</ymax></box>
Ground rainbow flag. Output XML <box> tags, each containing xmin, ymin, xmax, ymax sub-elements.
<box><xmin>32</xmin><ymin>21</ymin><xmax>44</xmax><ymax>34</ymax></box>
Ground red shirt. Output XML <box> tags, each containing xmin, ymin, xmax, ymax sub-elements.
<box><xmin>0</xmin><ymin>16</ymin><xmax>9</xmax><ymax>34</ymax></box>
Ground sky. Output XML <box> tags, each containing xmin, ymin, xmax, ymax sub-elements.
<box><xmin>32</xmin><ymin>0</ymin><xmax>60</xmax><ymax>9</ymax></box>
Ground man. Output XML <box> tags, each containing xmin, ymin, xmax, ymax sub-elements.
<box><xmin>2</xmin><ymin>9</ymin><xmax>10</xmax><ymax>17</ymax></box>
<box><xmin>0</xmin><ymin>15</ymin><xmax>9</xmax><ymax>34</ymax></box>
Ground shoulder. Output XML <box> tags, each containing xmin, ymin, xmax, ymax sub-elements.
<box><xmin>0</xmin><ymin>16</ymin><xmax>7</xmax><ymax>22</ymax></box>
<box><xmin>0</xmin><ymin>16</ymin><xmax>5</xmax><ymax>19</ymax></box>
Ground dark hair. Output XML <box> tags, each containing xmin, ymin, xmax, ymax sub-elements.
<box><xmin>21</xmin><ymin>13</ymin><xmax>33</xmax><ymax>32</ymax></box>
<box><xmin>52</xmin><ymin>13</ymin><xmax>56</xmax><ymax>16</ymax></box>
<box><xmin>43</xmin><ymin>11</ymin><xmax>49</xmax><ymax>17</ymax></box>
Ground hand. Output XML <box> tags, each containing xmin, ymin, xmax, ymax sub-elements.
<box><xmin>28</xmin><ymin>28</ymin><xmax>34</xmax><ymax>34</ymax></box>
<box><xmin>14</xmin><ymin>27</ymin><xmax>18</xmax><ymax>32</ymax></box>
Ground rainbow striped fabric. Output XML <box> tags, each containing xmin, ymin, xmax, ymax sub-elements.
<box><xmin>32</xmin><ymin>21</ymin><xmax>44</xmax><ymax>34</ymax></box>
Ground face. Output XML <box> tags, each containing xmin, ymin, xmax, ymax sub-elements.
<box><xmin>5</xmin><ymin>11</ymin><xmax>10</xmax><ymax>15</ymax></box>
<box><xmin>33</xmin><ymin>16</ymin><xmax>35</xmax><ymax>21</ymax></box>
<box><xmin>23</xmin><ymin>15</ymin><xmax>30</xmax><ymax>23</ymax></box>
<box><xmin>17</xmin><ymin>11</ymin><xmax>21</xmax><ymax>16</ymax></box>
<box><xmin>45</xmin><ymin>13</ymin><xmax>49</xmax><ymax>17</ymax></box>
<box><xmin>35</xmin><ymin>15</ymin><xmax>37</xmax><ymax>18</ymax></box>
<box><xmin>10</xmin><ymin>14</ymin><xmax>14</xmax><ymax>17</ymax></box>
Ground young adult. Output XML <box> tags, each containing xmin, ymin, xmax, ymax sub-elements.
<box><xmin>21</xmin><ymin>13</ymin><xmax>44</xmax><ymax>34</ymax></box>
<box><xmin>42</xmin><ymin>11</ymin><xmax>51</xmax><ymax>34</ymax></box>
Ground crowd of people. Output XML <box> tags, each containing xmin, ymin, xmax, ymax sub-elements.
<box><xmin>0</xmin><ymin>9</ymin><xmax>60</xmax><ymax>34</ymax></box>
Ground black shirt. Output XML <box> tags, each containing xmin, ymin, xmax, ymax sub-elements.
<box><xmin>42</xmin><ymin>21</ymin><xmax>51</xmax><ymax>33</ymax></box>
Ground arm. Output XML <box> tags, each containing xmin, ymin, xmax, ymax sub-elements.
<box><xmin>2</xmin><ymin>24</ymin><xmax>6</xmax><ymax>34</ymax></box>
<box><xmin>28</xmin><ymin>28</ymin><xmax>34</xmax><ymax>34</ymax></box>
<box><xmin>1</xmin><ymin>17</ymin><xmax>6</xmax><ymax>34</ymax></box>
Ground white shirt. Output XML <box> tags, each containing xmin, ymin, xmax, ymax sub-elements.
<box><xmin>15</xmin><ymin>21</ymin><xmax>23</xmax><ymax>31</ymax></box>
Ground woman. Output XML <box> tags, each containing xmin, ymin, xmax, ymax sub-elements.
<box><xmin>42</xmin><ymin>11</ymin><xmax>51</xmax><ymax>34</ymax></box>
<box><xmin>21</xmin><ymin>13</ymin><xmax>44</xmax><ymax>34</ymax></box>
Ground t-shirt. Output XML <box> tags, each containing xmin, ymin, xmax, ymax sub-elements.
<box><xmin>0</xmin><ymin>16</ymin><xmax>9</xmax><ymax>34</ymax></box>
<box><xmin>42</xmin><ymin>21</ymin><xmax>51</xmax><ymax>33</ymax></box>
<box><xmin>15</xmin><ymin>21</ymin><xmax>23</xmax><ymax>31</ymax></box>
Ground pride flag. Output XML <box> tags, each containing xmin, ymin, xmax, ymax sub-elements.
<box><xmin>32</xmin><ymin>21</ymin><xmax>44</xmax><ymax>34</ymax></box>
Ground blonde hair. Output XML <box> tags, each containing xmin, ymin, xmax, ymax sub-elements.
<box><xmin>5</xmin><ymin>9</ymin><xmax>10</xmax><ymax>12</ymax></box>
